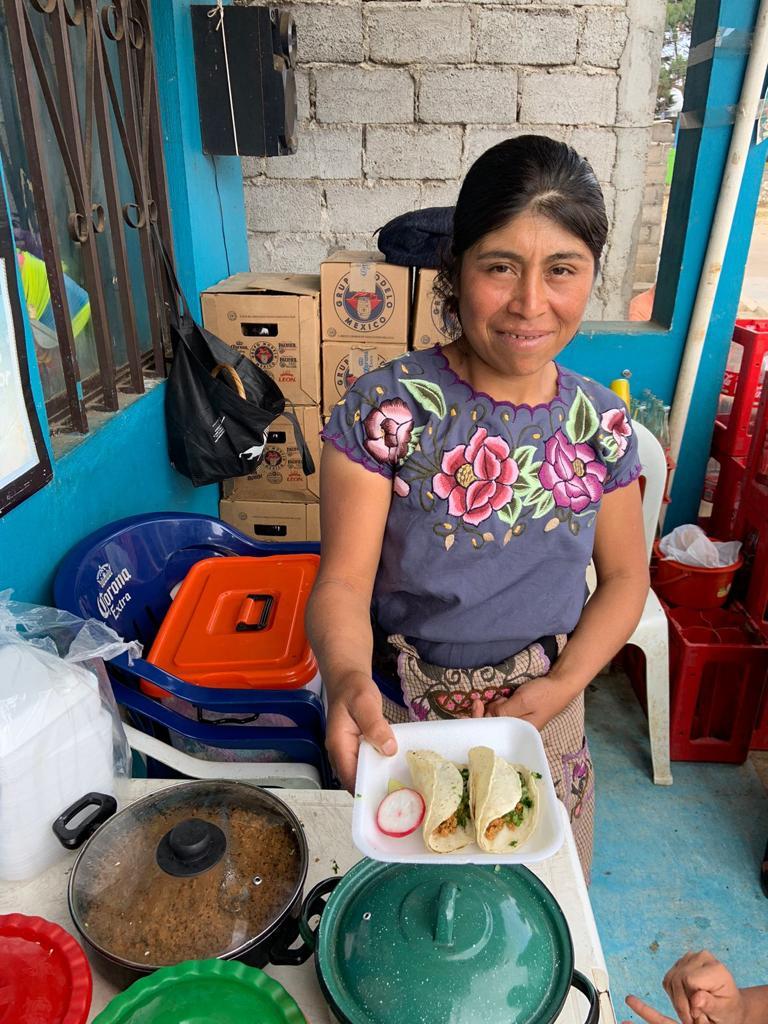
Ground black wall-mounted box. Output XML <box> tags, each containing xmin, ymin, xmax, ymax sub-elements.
<box><xmin>191</xmin><ymin>5</ymin><xmax>297</xmax><ymax>158</ymax></box>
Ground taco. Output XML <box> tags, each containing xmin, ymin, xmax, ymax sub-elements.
<box><xmin>406</xmin><ymin>750</ymin><xmax>474</xmax><ymax>853</ymax></box>
<box><xmin>469</xmin><ymin>746</ymin><xmax>540</xmax><ymax>853</ymax></box>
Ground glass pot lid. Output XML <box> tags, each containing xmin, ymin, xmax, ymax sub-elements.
<box><xmin>68</xmin><ymin>782</ymin><xmax>306</xmax><ymax>970</ymax></box>
<box><xmin>316</xmin><ymin>859</ymin><xmax>574</xmax><ymax>1024</ymax></box>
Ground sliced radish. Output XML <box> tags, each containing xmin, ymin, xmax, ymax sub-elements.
<box><xmin>376</xmin><ymin>788</ymin><xmax>425</xmax><ymax>838</ymax></box>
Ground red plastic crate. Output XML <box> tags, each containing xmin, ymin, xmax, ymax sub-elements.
<box><xmin>711</xmin><ymin>320</ymin><xmax>768</xmax><ymax>459</ymax></box>
<box><xmin>731</xmin><ymin>511</ymin><xmax>768</xmax><ymax>638</ymax></box>
<box><xmin>707</xmin><ymin>452</ymin><xmax>746</xmax><ymax>540</ymax></box>
<box><xmin>668</xmin><ymin>605</ymin><xmax>768</xmax><ymax>763</ymax></box>
<box><xmin>752</xmin><ymin>684</ymin><xmax>768</xmax><ymax>751</ymax></box>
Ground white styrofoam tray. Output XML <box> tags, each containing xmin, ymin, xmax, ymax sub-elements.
<box><xmin>352</xmin><ymin>718</ymin><xmax>565</xmax><ymax>864</ymax></box>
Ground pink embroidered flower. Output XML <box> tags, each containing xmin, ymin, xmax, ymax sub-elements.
<box><xmin>363</xmin><ymin>398</ymin><xmax>414</xmax><ymax>466</ymax></box>
<box><xmin>600</xmin><ymin>407</ymin><xmax>632</xmax><ymax>455</ymax></box>
<box><xmin>432</xmin><ymin>427</ymin><xmax>519</xmax><ymax>525</ymax></box>
<box><xmin>538</xmin><ymin>430</ymin><xmax>607</xmax><ymax>513</ymax></box>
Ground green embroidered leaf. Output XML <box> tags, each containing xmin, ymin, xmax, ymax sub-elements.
<box><xmin>513</xmin><ymin>445</ymin><xmax>538</xmax><ymax>473</ymax></box>
<box><xmin>565</xmin><ymin>387</ymin><xmax>600</xmax><ymax>445</ymax></box>
<box><xmin>497</xmin><ymin>495</ymin><xmax>523</xmax><ymax>527</ymax></box>
<box><xmin>400</xmin><ymin>379</ymin><xmax>447</xmax><ymax>419</ymax></box>
<box><xmin>405</xmin><ymin>425</ymin><xmax>425</xmax><ymax>460</ymax></box>
<box><xmin>598</xmin><ymin>431</ymin><xmax>620</xmax><ymax>463</ymax></box>
<box><xmin>525</xmin><ymin>484</ymin><xmax>556</xmax><ymax>520</ymax></box>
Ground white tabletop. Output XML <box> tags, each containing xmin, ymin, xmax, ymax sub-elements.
<box><xmin>0</xmin><ymin>783</ymin><xmax>617</xmax><ymax>1024</ymax></box>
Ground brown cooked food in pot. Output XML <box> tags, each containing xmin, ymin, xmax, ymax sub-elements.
<box><xmin>70</xmin><ymin>786</ymin><xmax>303</xmax><ymax>968</ymax></box>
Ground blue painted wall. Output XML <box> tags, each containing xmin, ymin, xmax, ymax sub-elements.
<box><xmin>0</xmin><ymin>0</ymin><xmax>248</xmax><ymax>605</ymax></box>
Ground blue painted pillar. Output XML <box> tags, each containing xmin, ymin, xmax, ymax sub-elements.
<box><xmin>150</xmin><ymin>0</ymin><xmax>250</xmax><ymax>318</ymax></box>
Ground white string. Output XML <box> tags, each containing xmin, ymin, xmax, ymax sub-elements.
<box><xmin>208</xmin><ymin>0</ymin><xmax>240</xmax><ymax>156</ymax></box>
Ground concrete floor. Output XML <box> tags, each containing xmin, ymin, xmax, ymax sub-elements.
<box><xmin>586</xmin><ymin>673</ymin><xmax>768</xmax><ymax>1021</ymax></box>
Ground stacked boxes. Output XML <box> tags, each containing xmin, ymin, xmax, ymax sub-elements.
<box><xmin>201</xmin><ymin>273</ymin><xmax>322</xmax><ymax>541</ymax></box>
<box><xmin>319</xmin><ymin>250</ymin><xmax>410</xmax><ymax>417</ymax></box>
<box><xmin>410</xmin><ymin>268</ymin><xmax>452</xmax><ymax>350</ymax></box>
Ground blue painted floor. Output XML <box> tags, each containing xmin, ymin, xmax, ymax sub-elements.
<box><xmin>587</xmin><ymin>673</ymin><xmax>768</xmax><ymax>1022</ymax></box>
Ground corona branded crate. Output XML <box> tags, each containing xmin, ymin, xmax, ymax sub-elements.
<box><xmin>711</xmin><ymin>319</ymin><xmax>768</xmax><ymax>459</ymax></box>
<box><xmin>410</xmin><ymin>268</ymin><xmax>452</xmax><ymax>350</ymax></box>
<box><xmin>219</xmin><ymin>494</ymin><xmax>320</xmax><ymax>543</ymax></box>
<box><xmin>668</xmin><ymin>604</ymin><xmax>768</xmax><ymax>764</ymax></box>
<box><xmin>320</xmin><ymin>250</ymin><xmax>410</xmax><ymax>345</ymax></box>
<box><xmin>321</xmin><ymin>341</ymin><xmax>407</xmax><ymax>418</ymax></box>
<box><xmin>223</xmin><ymin>406</ymin><xmax>322</xmax><ymax>500</ymax></box>
<box><xmin>201</xmin><ymin>273</ymin><xmax>321</xmax><ymax>405</ymax></box>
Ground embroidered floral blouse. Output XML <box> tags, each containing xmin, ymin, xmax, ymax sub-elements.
<box><xmin>321</xmin><ymin>345</ymin><xmax>642</xmax><ymax>669</ymax></box>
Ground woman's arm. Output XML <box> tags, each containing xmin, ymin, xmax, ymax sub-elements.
<box><xmin>481</xmin><ymin>479</ymin><xmax>649</xmax><ymax>727</ymax></box>
<box><xmin>305</xmin><ymin>444</ymin><xmax>397</xmax><ymax>790</ymax></box>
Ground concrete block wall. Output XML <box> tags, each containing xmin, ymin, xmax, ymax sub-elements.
<box><xmin>239</xmin><ymin>0</ymin><xmax>666</xmax><ymax>320</ymax></box>
<box><xmin>632</xmin><ymin>119</ymin><xmax>674</xmax><ymax>294</ymax></box>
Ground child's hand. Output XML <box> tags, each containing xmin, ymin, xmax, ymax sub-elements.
<box><xmin>623</xmin><ymin>951</ymin><xmax>747</xmax><ymax>1024</ymax></box>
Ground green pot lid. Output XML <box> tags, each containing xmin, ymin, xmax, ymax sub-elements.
<box><xmin>92</xmin><ymin>959</ymin><xmax>307</xmax><ymax>1024</ymax></box>
<box><xmin>316</xmin><ymin>859</ymin><xmax>573</xmax><ymax>1024</ymax></box>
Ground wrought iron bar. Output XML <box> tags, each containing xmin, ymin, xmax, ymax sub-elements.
<box><xmin>5</xmin><ymin>0</ymin><xmax>88</xmax><ymax>432</ymax></box>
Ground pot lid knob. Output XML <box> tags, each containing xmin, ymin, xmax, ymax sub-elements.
<box><xmin>156</xmin><ymin>818</ymin><xmax>227</xmax><ymax>877</ymax></box>
<box><xmin>434</xmin><ymin>882</ymin><xmax>457</xmax><ymax>948</ymax></box>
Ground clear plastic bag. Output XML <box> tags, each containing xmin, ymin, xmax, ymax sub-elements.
<box><xmin>659</xmin><ymin>525</ymin><xmax>742</xmax><ymax>569</ymax></box>
<box><xmin>0</xmin><ymin>591</ymin><xmax>142</xmax><ymax>880</ymax></box>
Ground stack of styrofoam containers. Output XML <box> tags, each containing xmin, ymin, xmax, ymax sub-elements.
<box><xmin>0</xmin><ymin>644</ymin><xmax>115</xmax><ymax>881</ymax></box>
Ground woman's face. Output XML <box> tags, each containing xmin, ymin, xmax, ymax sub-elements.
<box><xmin>455</xmin><ymin>209</ymin><xmax>596</xmax><ymax>380</ymax></box>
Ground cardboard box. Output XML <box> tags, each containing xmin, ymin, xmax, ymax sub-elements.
<box><xmin>223</xmin><ymin>406</ymin><xmax>322</xmax><ymax>500</ymax></box>
<box><xmin>201</xmin><ymin>273</ymin><xmax>321</xmax><ymax>405</ymax></box>
<box><xmin>219</xmin><ymin>495</ymin><xmax>320</xmax><ymax>543</ymax></box>
<box><xmin>320</xmin><ymin>250</ymin><xmax>410</xmax><ymax>345</ymax></box>
<box><xmin>321</xmin><ymin>342</ymin><xmax>406</xmax><ymax>417</ymax></box>
<box><xmin>410</xmin><ymin>268</ymin><xmax>453</xmax><ymax>350</ymax></box>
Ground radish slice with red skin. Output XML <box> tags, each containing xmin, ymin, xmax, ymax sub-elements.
<box><xmin>376</xmin><ymin>788</ymin><xmax>425</xmax><ymax>838</ymax></box>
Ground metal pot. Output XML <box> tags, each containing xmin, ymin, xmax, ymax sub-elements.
<box><xmin>54</xmin><ymin>781</ymin><xmax>312</xmax><ymax>988</ymax></box>
<box><xmin>295</xmin><ymin>858</ymin><xmax>599</xmax><ymax>1024</ymax></box>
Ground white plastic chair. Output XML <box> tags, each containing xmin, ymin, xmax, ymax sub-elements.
<box><xmin>124</xmin><ymin>724</ymin><xmax>322</xmax><ymax>789</ymax></box>
<box><xmin>586</xmin><ymin>421</ymin><xmax>672</xmax><ymax>786</ymax></box>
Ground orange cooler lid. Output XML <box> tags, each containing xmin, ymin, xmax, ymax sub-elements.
<box><xmin>145</xmin><ymin>555</ymin><xmax>319</xmax><ymax>691</ymax></box>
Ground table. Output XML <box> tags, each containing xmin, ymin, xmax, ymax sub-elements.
<box><xmin>0</xmin><ymin>784</ymin><xmax>618</xmax><ymax>1024</ymax></box>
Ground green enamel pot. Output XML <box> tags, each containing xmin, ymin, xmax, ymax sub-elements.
<box><xmin>297</xmin><ymin>858</ymin><xmax>599</xmax><ymax>1024</ymax></box>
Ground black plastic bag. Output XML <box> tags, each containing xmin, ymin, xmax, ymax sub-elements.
<box><xmin>154</xmin><ymin>228</ymin><xmax>315</xmax><ymax>487</ymax></box>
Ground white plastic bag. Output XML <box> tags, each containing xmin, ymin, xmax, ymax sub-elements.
<box><xmin>0</xmin><ymin>591</ymin><xmax>141</xmax><ymax>880</ymax></box>
<box><xmin>659</xmin><ymin>525</ymin><xmax>742</xmax><ymax>569</ymax></box>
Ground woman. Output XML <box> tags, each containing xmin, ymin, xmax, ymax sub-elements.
<box><xmin>306</xmin><ymin>135</ymin><xmax>649</xmax><ymax>875</ymax></box>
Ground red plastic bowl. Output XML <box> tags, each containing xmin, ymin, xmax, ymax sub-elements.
<box><xmin>0</xmin><ymin>913</ymin><xmax>93</xmax><ymax>1024</ymax></box>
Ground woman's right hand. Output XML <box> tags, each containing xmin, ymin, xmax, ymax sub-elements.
<box><xmin>623</xmin><ymin>951</ymin><xmax>748</xmax><ymax>1024</ymax></box>
<box><xmin>325</xmin><ymin>673</ymin><xmax>398</xmax><ymax>792</ymax></box>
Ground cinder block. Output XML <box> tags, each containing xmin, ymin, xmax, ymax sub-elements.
<box><xmin>570</xmin><ymin>127</ymin><xmax>617</xmax><ymax>182</ymax></box>
<box><xmin>292</xmin><ymin>4</ymin><xmax>363</xmax><ymax>64</ymax></box>
<box><xmin>520</xmin><ymin>71</ymin><xmax>617</xmax><ymax>126</ymax></box>
<box><xmin>315</xmin><ymin>67</ymin><xmax>414</xmax><ymax>124</ymax></box>
<box><xmin>325</xmin><ymin>181</ymin><xmax>421</xmax><ymax>233</ymax></box>
<box><xmin>365</xmin><ymin>125</ymin><xmax>462</xmax><ymax>179</ymax></box>
<box><xmin>580</xmin><ymin>10</ymin><xmax>629</xmax><ymax>68</ymax></box>
<box><xmin>367</xmin><ymin>4</ymin><xmax>472</xmax><ymax>64</ymax></box>
<box><xmin>477</xmin><ymin>10</ymin><xmax>578</xmax><ymax>65</ymax></box>
<box><xmin>264</xmin><ymin>125</ymin><xmax>362</xmax><ymax>179</ymax></box>
<box><xmin>420</xmin><ymin>180</ymin><xmax>461</xmax><ymax>209</ymax></box>
<box><xmin>419</xmin><ymin>68</ymin><xmax>518</xmax><ymax>124</ymax></box>
<box><xmin>297</xmin><ymin>68</ymin><xmax>311</xmax><ymax>122</ymax></box>
<box><xmin>635</xmin><ymin>242</ymin><xmax>660</xmax><ymax>268</ymax></box>
<box><xmin>244</xmin><ymin>180</ymin><xmax>324</xmax><ymax>233</ymax></box>
<box><xmin>247</xmin><ymin>232</ymin><xmax>332</xmax><ymax>274</ymax></box>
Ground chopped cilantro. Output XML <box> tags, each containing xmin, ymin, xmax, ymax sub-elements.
<box><xmin>509</xmin><ymin>841</ymin><xmax>518</xmax><ymax>847</ymax></box>
<box><xmin>532</xmin><ymin>771</ymin><xmax>542</xmax><ymax>779</ymax></box>
<box><xmin>455</xmin><ymin>768</ymin><xmax>471</xmax><ymax>828</ymax></box>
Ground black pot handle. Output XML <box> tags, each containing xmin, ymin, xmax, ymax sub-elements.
<box><xmin>571</xmin><ymin>969</ymin><xmax>600</xmax><ymax>1024</ymax></box>
<box><xmin>53</xmin><ymin>793</ymin><xmax>118</xmax><ymax>850</ymax></box>
<box><xmin>269</xmin><ymin>876</ymin><xmax>342</xmax><ymax>966</ymax></box>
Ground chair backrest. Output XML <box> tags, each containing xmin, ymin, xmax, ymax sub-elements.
<box><xmin>53</xmin><ymin>512</ymin><xmax>320</xmax><ymax>646</ymax></box>
<box><xmin>632</xmin><ymin>419</ymin><xmax>667</xmax><ymax>562</ymax></box>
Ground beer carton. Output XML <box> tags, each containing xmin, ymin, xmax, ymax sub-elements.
<box><xmin>223</xmin><ymin>406</ymin><xmax>322</xmax><ymax>500</ymax></box>
<box><xmin>320</xmin><ymin>250</ymin><xmax>410</xmax><ymax>345</ymax></box>
<box><xmin>201</xmin><ymin>273</ymin><xmax>321</xmax><ymax>405</ymax></box>
<box><xmin>410</xmin><ymin>268</ymin><xmax>453</xmax><ymax>349</ymax></box>
<box><xmin>219</xmin><ymin>494</ymin><xmax>320</xmax><ymax>543</ymax></box>
<box><xmin>321</xmin><ymin>342</ymin><xmax>406</xmax><ymax>418</ymax></box>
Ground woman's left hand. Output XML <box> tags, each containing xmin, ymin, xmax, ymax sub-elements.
<box><xmin>470</xmin><ymin>676</ymin><xmax>578</xmax><ymax>730</ymax></box>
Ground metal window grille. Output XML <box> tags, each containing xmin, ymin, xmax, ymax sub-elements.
<box><xmin>1</xmin><ymin>0</ymin><xmax>175</xmax><ymax>434</ymax></box>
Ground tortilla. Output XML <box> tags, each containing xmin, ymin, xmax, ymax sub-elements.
<box><xmin>469</xmin><ymin>745</ymin><xmax>540</xmax><ymax>853</ymax></box>
<box><xmin>406</xmin><ymin>750</ymin><xmax>473</xmax><ymax>853</ymax></box>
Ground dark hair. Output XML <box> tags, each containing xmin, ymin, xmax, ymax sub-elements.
<box><xmin>437</xmin><ymin>135</ymin><xmax>608</xmax><ymax>334</ymax></box>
